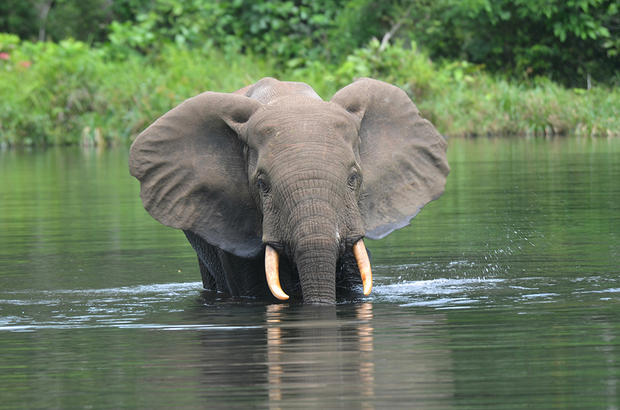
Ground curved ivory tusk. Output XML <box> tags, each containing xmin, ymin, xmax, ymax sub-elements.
<box><xmin>353</xmin><ymin>240</ymin><xmax>373</xmax><ymax>296</ymax></box>
<box><xmin>265</xmin><ymin>245</ymin><xmax>289</xmax><ymax>300</ymax></box>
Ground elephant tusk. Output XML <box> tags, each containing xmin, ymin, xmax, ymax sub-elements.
<box><xmin>265</xmin><ymin>245</ymin><xmax>289</xmax><ymax>300</ymax></box>
<box><xmin>353</xmin><ymin>240</ymin><xmax>373</xmax><ymax>296</ymax></box>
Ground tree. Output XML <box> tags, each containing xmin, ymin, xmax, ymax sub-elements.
<box><xmin>402</xmin><ymin>0</ymin><xmax>619</xmax><ymax>86</ymax></box>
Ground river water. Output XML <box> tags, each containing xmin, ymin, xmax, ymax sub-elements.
<box><xmin>1</xmin><ymin>137</ymin><xmax>618</xmax><ymax>408</ymax></box>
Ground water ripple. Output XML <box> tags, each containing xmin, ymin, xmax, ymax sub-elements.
<box><xmin>5</xmin><ymin>282</ymin><xmax>203</xmax><ymax>296</ymax></box>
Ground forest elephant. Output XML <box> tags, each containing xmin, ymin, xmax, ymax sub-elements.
<box><xmin>129</xmin><ymin>77</ymin><xmax>449</xmax><ymax>304</ymax></box>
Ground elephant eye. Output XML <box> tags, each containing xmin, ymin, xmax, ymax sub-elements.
<box><xmin>347</xmin><ymin>172</ymin><xmax>361</xmax><ymax>190</ymax></box>
<box><xmin>257</xmin><ymin>175</ymin><xmax>270</xmax><ymax>194</ymax></box>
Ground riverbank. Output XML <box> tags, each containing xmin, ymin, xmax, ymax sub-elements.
<box><xmin>1</xmin><ymin>36</ymin><xmax>618</xmax><ymax>147</ymax></box>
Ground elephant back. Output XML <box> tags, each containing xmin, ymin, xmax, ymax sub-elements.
<box><xmin>235</xmin><ymin>77</ymin><xmax>322</xmax><ymax>104</ymax></box>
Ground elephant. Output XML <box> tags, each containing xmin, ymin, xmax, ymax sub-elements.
<box><xmin>129</xmin><ymin>77</ymin><xmax>449</xmax><ymax>304</ymax></box>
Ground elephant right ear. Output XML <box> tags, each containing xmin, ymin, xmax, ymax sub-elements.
<box><xmin>129</xmin><ymin>92</ymin><xmax>263</xmax><ymax>257</ymax></box>
<box><xmin>331</xmin><ymin>78</ymin><xmax>450</xmax><ymax>239</ymax></box>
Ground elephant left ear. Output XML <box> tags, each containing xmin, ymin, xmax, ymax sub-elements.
<box><xmin>331</xmin><ymin>78</ymin><xmax>450</xmax><ymax>239</ymax></box>
<box><xmin>129</xmin><ymin>92</ymin><xmax>264</xmax><ymax>257</ymax></box>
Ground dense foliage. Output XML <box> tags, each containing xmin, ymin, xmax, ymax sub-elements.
<box><xmin>0</xmin><ymin>0</ymin><xmax>618</xmax><ymax>145</ymax></box>
<box><xmin>406</xmin><ymin>0</ymin><xmax>619</xmax><ymax>87</ymax></box>
<box><xmin>0</xmin><ymin>0</ymin><xmax>140</xmax><ymax>43</ymax></box>
<box><xmin>3</xmin><ymin>0</ymin><xmax>617</xmax><ymax>86</ymax></box>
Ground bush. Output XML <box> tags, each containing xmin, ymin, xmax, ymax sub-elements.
<box><xmin>404</xmin><ymin>0</ymin><xmax>619</xmax><ymax>87</ymax></box>
<box><xmin>294</xmin><ymin>40</ymin><xmax>620</xmax><ymax>138</ymax></box>
<box><xmin>1</xmin><ymin>34</ymin><xmax>618</xmax><ymax>147</ymax></box>
<box><xmin>0</xmin><ymin>35</ymin><xmax>275</xmax><ymax>146</ymax></box>
<box><xmin>2</xmin><ymin>0</ymin><xmax>618</xmax><ymax>87</ymax></box>
<box><xmin>104</xmin><ymin>0</ymin><xmax>390</xmax><ymax>67</ymax></box>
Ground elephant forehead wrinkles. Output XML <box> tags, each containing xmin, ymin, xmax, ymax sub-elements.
<box><xmin>270</xmin><ymin>167</ymin><xmax>350</xmax><ymax>207</ymax></box>
<box><xmin>265</xmin><ymin>141</ymin><xmax>355</xmax><ymax>178</ymax></box>
<box><xmin>281</xmin><ymin>184</ymin><xmax>348</xmax><ymax>209</ymax></box>
<box><xmin>261</xmin><ymin>115</ymin><xmax>353</xmax><ymax>140</ymax></box>
<box><xmin>278</xmin><ymin>168</ymin><xmax>347</xmax><ymax>189</ymax></box>
<box><xmin>247</xmin><ymin>103</ymin><xmax>358</xmax><ymax>147</ymax></box>
<box><xmin>269</xmin><ymin>138</ymin><xmax>351</xmax><ymax>156</ymax></box>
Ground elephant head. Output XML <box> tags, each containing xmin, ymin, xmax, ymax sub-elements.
<box><xmin>129</xmin><ymin>77</ymin><xmax>449</xmax><ymax>304</ymax></box>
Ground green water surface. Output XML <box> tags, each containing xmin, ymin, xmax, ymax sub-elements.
<box><xmin>0</xmin><ymin>137</ymin><xmax>618</xmax><ymax>408</ymax></box>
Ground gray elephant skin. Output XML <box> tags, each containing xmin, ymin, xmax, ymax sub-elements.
<box><xmin>129</xmin><ymin>77</ymin><xmax>449</xmax><ymax>304</ymax></box>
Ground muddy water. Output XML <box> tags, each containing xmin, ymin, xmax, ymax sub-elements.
<box><xmin>1</xmin><ymin>137</ymin><xmax>618</xmax><ymax>408</ymax></box>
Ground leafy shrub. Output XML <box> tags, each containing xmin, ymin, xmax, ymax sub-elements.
<box><xmin>2</xmin><ymin>0</ymin><xmax>618</xmax><ymax>87</ymax></box>
<box><xmin>1</xmin><ymin>33</ymin><xmax>618</xmax><ymax>147</ymax></box>
<box><xmin>0</xmin><ymin>36</ymin><xmax>276</xmax><ymax>146</ymax></box>
<box><xmin>105</xmin><ymin>0</ymin><xmax>393</xmax><ymax>67</ymax></box>
<box><xmin>295</xmin><ymin>40</ymin><xmax>620</xmax><ymax>138</ymax></box>
<box><xmin>404</xmin><ymin>0</ymin><xmax>619</xmax><ymax>87</ymax></box>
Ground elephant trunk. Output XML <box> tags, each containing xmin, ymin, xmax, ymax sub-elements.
<box><xmin>293</xmin><ymin>234</ymin><xmax>339</xmax><ymax>304</ymax></box>
<box><xmin>290</xmin><ymin>209</ymin><xmax>340</xmax><ymax>304</ymax></box>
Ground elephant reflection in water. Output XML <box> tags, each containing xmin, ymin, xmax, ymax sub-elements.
<box><xmin>189</xmin><ymin>299</ymin><xmax>453</xmax><ymax>406</ymax></box>
<box><xmin>263</xmin><ymin>304</ymin><xmax>455</xmax><ymax>408</ymax></box>
<box><xmin>265</xmin><ymin>303</ymin><xmax>375</xmax><ymax>407</ymax></box>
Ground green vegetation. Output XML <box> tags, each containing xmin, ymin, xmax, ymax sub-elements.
<box><xmin>0</xmin><ymin>33</ymin><xmax>271</xmax><ymax>146</ymax></box>
<box><xmin>401</xmin><ymin>0</ymin><xmax>619</xmax><ymax>87</ymax></box>
<box><xmin>0</xmin><ymin>0</ymin><xmax>618</xmax><ymax>146</ymax></box>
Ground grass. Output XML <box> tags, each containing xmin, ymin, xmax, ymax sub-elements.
<box><xmin>0</xmin><ymin>36</ymin><xmax>618</xmax><ymax>147</ymax></box>
<box><xmin>420</xmin><ymin>76</ymin><xmax>619</xmax><ymax>138</ymax></box>
<box><xmin>0</xmin><ymin>39</ymin><xmax>275</xmax><ymax>146</ymax></box>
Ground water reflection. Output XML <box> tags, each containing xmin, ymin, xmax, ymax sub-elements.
<box><xmin>179</xmin><ymin>301</ymin><xmax>382</xmax><ymax>407</ymax></box>
<box><xmin>1</xmin><ymin>138</ymin><xmax>619</xmax><ymax>408</ymax></box>
<box><xmin>265</xmin><ymin>303</ymin><xmax>375</xmax><ymax>408</ymax></box>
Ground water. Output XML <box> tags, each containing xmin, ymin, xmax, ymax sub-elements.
<box><xmin>1</xmin><ymin>138</ymin><xmax>618</xmax><ymax>408</ymax></box>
